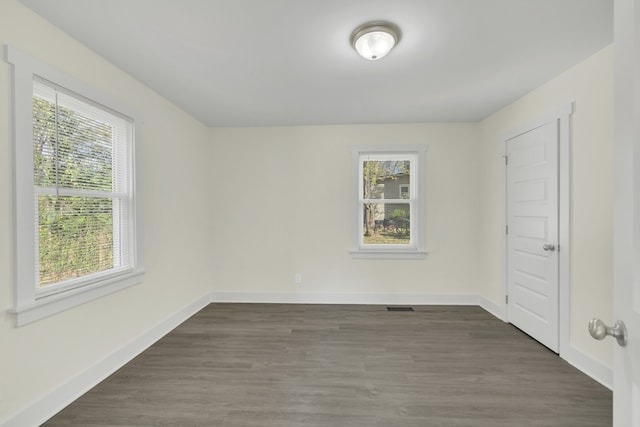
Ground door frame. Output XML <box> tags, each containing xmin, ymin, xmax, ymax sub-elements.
<box><xmin>502</xmin><ymin>103</ymin><xmax>573</xmax><ymax>357</ymax></box>
<box><xmin>613</xmin><ymin>0</ymin><xmax>640</xmax><ymax>422</ymax></box>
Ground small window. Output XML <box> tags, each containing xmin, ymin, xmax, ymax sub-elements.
<box><xmin>399</xmin><ymin>184</ymin><xmax>410</xmax><ymax>199</ymax></box>
<box><xmin>7</xmin><ymin>46</ymin><xmax>144</xmax><ymax>326</ymax></box>
<box><xmin>350</xmin><ymin>145</ymin><xmax>427</xmax><ymax>259</ymax></box>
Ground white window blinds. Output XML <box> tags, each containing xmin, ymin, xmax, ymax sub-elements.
<box><xmin>32</xmin><ymin>77</ymin><xmax>133</xmax><ymax>290</ymax></box>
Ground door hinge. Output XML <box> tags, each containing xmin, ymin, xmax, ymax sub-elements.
<box><xmin>506</xmin><ymin>225</ymin><xmax>509</xmax><ymax>235</ymax></box>
<box><xmin>505</xmin><ymin>295</ymin><xmax>509</xmax><ymax>304</ymax></box>
<box><xmin>503</xmin><ymin>155</ymin><xmax>508</xmax><ymax>166</ymax></box>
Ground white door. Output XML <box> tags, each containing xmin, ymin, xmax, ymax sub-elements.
<box><xmin>506</xmin><ymin>120</ymin><xmax>559</xmax><ymax>352</ymax></box>
<box><xmin>608</xmin><ymin>0</ymin><xmax>640</xmax><ymax>424</ymax></box>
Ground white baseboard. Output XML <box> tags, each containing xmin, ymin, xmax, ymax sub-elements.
<box><xmin>473</xmin><ymin>296</ymin><xmax>612</xmax><ymax>389</ymax></box>
<box><xmin>2</xmin><ymin>292</ymin><xmax>213</xmax><ymax>427</ymax></box>
<box><xmin>478</xmin><ymin>296</ymin><xmax>506</xmax><ymax>321</ymax></box>
<box><xmin>561</xmin><ymin>345</ymin><xmax>613</xmax><ymax>390</ymax></box>
<box><xmin>213</xmin><ymin>292</ymin><xmax>511</xmax><ymax>323</ymax></box>
<box><xmin>210</xmin><ymin>291</ymin><xmax>481</xmax><ymax>306</ymax></box>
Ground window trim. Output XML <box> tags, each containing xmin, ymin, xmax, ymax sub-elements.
<box><xmin>350</xmin><ymin>144</ymin><xmax>427</xmax><ymax>259</ymax></box>
<box><xmin>5</xmin><ymin>45</ymin><xmax>145</xmax><ymax>326</ymax></box>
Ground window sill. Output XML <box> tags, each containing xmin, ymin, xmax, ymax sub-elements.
<box><xmin>350</xmin><ymin>249</ymin><xmax>428</xmax><ymax>259</ymax></box>
<box><xmin>8</xmin><ymin>269</ymin><xmax>145</xmax><ymax>327</ymax></box>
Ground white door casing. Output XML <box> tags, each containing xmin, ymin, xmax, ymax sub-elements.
<box><xmin>506</xmin><ymin>120</ymin><xmax>560</xmax><ymax>352</ymax></box>
<box><xmin>612</xmin><ymin>0</ymin><xmax>640</xmax><ymax>425</ymax></box>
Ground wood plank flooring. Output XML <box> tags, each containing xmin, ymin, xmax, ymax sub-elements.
<box><xmin>43</xmin><ymin>304</ymin><xmax>612</xmax><ymax>426</ymax></box>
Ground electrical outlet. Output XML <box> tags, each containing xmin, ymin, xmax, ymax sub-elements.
<box><xmin>294</xmin><ymin>273</ymin><xmax>302</xmax><ymax>284</ymax></box>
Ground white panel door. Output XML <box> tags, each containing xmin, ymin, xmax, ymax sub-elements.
<box><xmin>611</xmin><ymin>0</ymin><xmax>640</xmax><ymax>424</ymax></box>
<box><xmin>507</xmin><ymin>120</ymin><xmax>559</xmax><ymax>352</ymax></box>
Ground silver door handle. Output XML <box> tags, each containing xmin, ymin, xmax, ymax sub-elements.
<box><xmin>588</xmin><ymin>318</ymin><xmax>627</xmax><ymax>347</ymax></box>
<box><xmin>543</xmin><ymin>244</ymin><xmax>556</xmax><ymax>251</ymax></box>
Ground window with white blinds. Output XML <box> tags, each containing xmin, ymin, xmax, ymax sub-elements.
<box><xmin>32</xmin><ymin>78</ymin><xmax>132</xmax><ymax>291</ymax></box>
<box><xmin>7</xmin><ymin>46</ymin><xmax>144</xmax><ymax>326</ymax></box>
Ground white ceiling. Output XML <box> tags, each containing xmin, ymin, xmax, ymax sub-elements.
<box><xmin>20</xmin><ymin>0</ymin><xmax>613</xmax><ymax>127</ymax></box>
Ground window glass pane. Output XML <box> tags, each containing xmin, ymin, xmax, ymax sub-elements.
<box><xmin>362</xmin><ymin>160</ymin><xmax>410</xmax><ymax>200</ymax></box>
<box><xmin>33</xmin><ymin>85</ymin><xmax>114</xmax><ymax>192</ymax></box>
<box><xmin>362</xmin><ymin>202</ymin><xmax>410</xmax><ymax>245</ymax></box>
<box><xmin>37</xmin><ymin>194</ymin><xmax>114</xmax><ymax>287</ymax></box>
<box><xmin>33</xmin><ymin>96</ymin><xmax>57</xmax><ymax>187</ymax></box>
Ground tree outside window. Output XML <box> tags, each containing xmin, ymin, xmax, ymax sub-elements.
<box><xmin>351</xmin><ymin>145</ymin><xmax>427</xmax><ymax>259</ymax></box>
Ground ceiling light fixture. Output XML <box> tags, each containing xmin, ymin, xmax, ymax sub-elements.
<box><xmin>351</xmin><ymin>21</ymin><xmax>400</xmax><ymax>61</ymax></box>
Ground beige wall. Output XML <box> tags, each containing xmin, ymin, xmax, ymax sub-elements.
<box><xmin>209</xmin><ymin>124</ymin><xmax>482</xmax><ymax>297</ymax></box>
<box><xmin>0</xmin><ymin>0</ymin><xmax>212</xmax><ymax>422</ymax></box>
<box><xmin>479</xmin><ymin>46</ymin><xmax>614</xmax><ymax>366</ymax></box>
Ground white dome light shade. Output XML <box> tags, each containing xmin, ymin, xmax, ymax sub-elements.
<box><xmin>355</xmin><ymin>31</ymin><xmax>395</xmax><ymax>60</ymax></box>
<box><xmin>351</xmin><ymin>22</ymin><xmax>400</xmax><ymax>61</ymax></box>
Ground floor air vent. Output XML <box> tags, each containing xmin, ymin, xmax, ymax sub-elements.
<box><xmin>386</xmin><ymin>306</ymin><xmax>414</xmax><ymax>312</ymax></box>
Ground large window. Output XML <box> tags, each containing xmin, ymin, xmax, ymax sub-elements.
<box><xmin>7</xmin><ymin>46</ymin><xmax>144</xmax><ymax>326</ymax></box>
<box><xmin>351</xmin><ymin>145</ymin><xmax>427</xmax><ymax>259</ymax></box>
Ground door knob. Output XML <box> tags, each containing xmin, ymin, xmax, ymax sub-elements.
<box><xmin>588</xmin><ymin>318</ymin><xmax>627</xmax><ymax>347</ymax></box>
<box><xmin>543</xmin><ymin>244</ymin><xmax>556</xmax><ymax>251</ymax></box>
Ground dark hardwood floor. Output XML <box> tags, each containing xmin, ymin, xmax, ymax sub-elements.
<box><xmin>43</xmin><ymin>304</ymin><xmax>612</xmax><ymax>426</ymax></box>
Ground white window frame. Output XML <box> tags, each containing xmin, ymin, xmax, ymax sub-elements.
<box><xmin>5</xmin><ymin>46</ymin><xmax>145</xmax><ymax>326</ymax></box>
<box><xmin>350</xmin><ymin>145</ymin><xmax>427</xmax><ymax>259</ymax></box>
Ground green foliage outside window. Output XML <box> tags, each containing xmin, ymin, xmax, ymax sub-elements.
<box><xmin>33</xmin><ymin>96</ymin><xmax>115</xmax><ymax>287</ymax></box>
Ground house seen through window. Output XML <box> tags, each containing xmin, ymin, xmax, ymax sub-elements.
<box><xmin>351</xmin><ymin>145</ymin><xmax>427</xmax><ymax>259</ymax></box>
<box><xmin>362</xmin><ymin>158</ymin><xmax>412</xmax><ymax>245</ymax></box>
